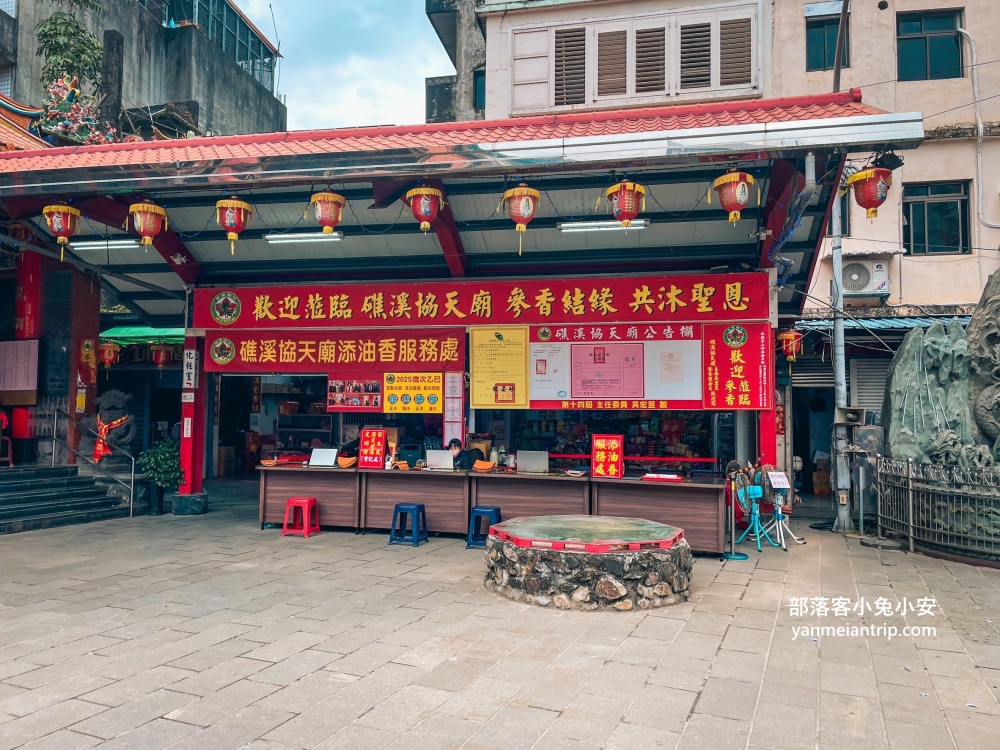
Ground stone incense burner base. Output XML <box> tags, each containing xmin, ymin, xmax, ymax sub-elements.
<box><xmin>483</xmin><ymin>515</ymin><xmax>693</xmax><ymax>611</ymax></box>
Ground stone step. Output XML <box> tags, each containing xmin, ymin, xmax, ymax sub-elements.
<box><xmin>0</xmin><ymin>465</ymin><xmax>79</xmax><ymax>482</ymax></box>
<box><xmin>0</xmin><ymin>477</ymin><xmax>98</xmax><ymax>499</ymax></box>
<box><xmin>0</xmin><ymin>506</ymin><xmax>130</xmax><ymax>534</ymax></box>
<box><xmin>0</xmin><ymin>494</ymin><xmax>123</xmax><ymax>522</ymax></box>
<box><xmin>0</xmin><ymin>484</ymin><xmax>107</xmax><ymax>507</ymax></box>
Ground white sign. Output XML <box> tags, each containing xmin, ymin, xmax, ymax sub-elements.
<box><xmin>182</xmin><ymin>350</ymin><xmax>198</xmax><ymax>390</ymax></box>
<box><xmin>767</xmin><ymin>471</ymin><xmax>791</xmax><ymax>489</ymax></box>
<box><xmin>183</xmin><ymin>417</ymin><xmax>192</xmax><ymax>439</ymax></box>
<box><xmin>181</xmin><ymin>392</ymin><xmax>195</xmax><ymax>403</ymax></box>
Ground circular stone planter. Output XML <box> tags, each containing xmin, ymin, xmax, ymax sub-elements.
<box><xmin>484</xmin><ymin>515</ymin><xmax>693</xmax><ymax>611</ymax></box>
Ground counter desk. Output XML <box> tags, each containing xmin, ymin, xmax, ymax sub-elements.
<box><xmin>590</xmin><ymin>477</ymin><xmax>726</xmax><ymax>554</ymax></box>
<box><xmin>258</xmin><ymin>465</ymin><xmax>360</xmax><ymax>530</ymax></box>
<box><xmin>470</xmin><ymin>471</ymin><xmax>590</xmax><ymax>519</ymax></box>
<box><xmin>360</xmin><ymin>469</ymin><xmax>470</xmax><ymax>535</ymax></box>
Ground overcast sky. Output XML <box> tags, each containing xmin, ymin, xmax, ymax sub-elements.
<box><xmin>237</xmin><ymin>1</ymin><xmax>456</xmax><ymax>131</ymax></box>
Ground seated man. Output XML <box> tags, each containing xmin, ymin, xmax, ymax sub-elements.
<box><xmin>449</xmin><ymin>438</ymin><xmax>485</xmax><ymax>471</ymax></box>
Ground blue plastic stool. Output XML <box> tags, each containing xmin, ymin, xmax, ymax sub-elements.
<box><xmin>388</xmin><ymin>503</ymin><xmax>428</xmax><ymax>547</ymax></box>
<box><xmin>467</xmin><ymin>506</ymin><xmax>501</xmax><ymax>549</ymax></box>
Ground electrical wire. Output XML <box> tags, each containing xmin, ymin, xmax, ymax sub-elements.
<box><xmin>835</xmin><ymin>56</ymin><xmax>1000</xmax><ymax>94</ymax></box>
<box><xmin>786</xmin><ymin>287</ymin><xmax>900</xmax><ymax>354</ymax></box>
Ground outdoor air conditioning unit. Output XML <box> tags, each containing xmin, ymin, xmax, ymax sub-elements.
<box><xmin>842</xmin><ymin>260</ymin><xmax>890</xmax><ymax>299</ymax></box>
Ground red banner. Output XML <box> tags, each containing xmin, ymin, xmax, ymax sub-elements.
<box><xmin>203</xmin><ymin>328</ymin><xmax>465</xmax><ymax>374</ymax></box>
<box><xmin>358</xmin><ymin>428</ymin><xmax>387</xmax><ymax>470</ymax></box>
<box><xmin>591</xmin><ymin>434</ymin><xmax>624</xmax><ymax>478</ymax></box>
<box><xmin>194</xmin><ymin>273</ymin><xmax>769</xmax><ymax>330</ymax></box>
<box><xmin>530</xmin><ymin>323</ymin><xmax>700</xmax><ymax>343</ymax></box>
<box><xmin>703</xmin><ymin>323</ymin><xmax>772</xmax><ymax>411</ymax></box>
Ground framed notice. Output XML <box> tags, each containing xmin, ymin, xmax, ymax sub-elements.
<box><xmin>327</xmin><ymin>378</ymin><xmax>382</xmax><ymax>412</ymax></box>
<box><xmin>357</xmin><ymin>428</ymin><xmax>387</xmax><ymax>469</ymax></box>
<box><xmin>470</xmin><ymin>327</ymin><xmax>530</xmax><ymax>409</ymax></box>
<box><xmin>383</xmin><ymin>372</ymin><xmax>442</xmax><ymax>414</ymax></box>
<box><xmin>591</xmin><ymin>434</ymin><xmax>624</xmax><ymax>479</ymax></box>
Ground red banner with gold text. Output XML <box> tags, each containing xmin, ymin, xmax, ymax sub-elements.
<box><xmin>702</xmin><ymin>323</ymin><xmax>772</xmax><ymax>411</ymax></box>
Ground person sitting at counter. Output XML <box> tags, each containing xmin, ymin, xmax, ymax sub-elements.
<box><xmin>449</xmin><ymin>438</ymin><xmax>485</xmax><ymax>471</ymax></box>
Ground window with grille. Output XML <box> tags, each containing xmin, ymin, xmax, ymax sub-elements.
<box><xmin>0</xmin><ymin>64</ymin><xmax>11</xmax><ymax>97</ymax></box>
<box><xmin>190</xmin><ymin>0</ymin><xmax>277</xmax><ymax>91</ymax></box>
<box><xmin>902</xmin><ymin>182</ymin><xmax>970</xmax><ymax>255</ymax></box>
<box><xmin>0</xmin><ymin>0</ymin><xmax>15</xmax><ymax>18</ymax></box>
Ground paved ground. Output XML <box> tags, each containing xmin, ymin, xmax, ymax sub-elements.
<box><xmin>1</xmin><ymin>478</ymin><xmax>999</xmax><ymax>750</ymax></box>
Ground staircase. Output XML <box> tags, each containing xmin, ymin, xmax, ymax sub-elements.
<box><xmin>0</xmin><ymin>465</ymin><xmax>130</xmax><ymax>534</ymax></box>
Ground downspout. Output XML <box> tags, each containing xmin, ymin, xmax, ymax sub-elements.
<box><xmin>958</xmin><ymin>28</ymin><xmax>1000</xmax><ymax>229</ymax></box>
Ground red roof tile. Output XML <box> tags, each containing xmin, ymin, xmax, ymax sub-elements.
<box><xmin>0</xmin><ymin>90</ymin><xmax>884</xmax><ymax>174</ymax></box>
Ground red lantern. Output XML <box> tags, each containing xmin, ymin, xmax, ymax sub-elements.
<box><xmin>98</xmin><ymin>342</ymin><xmax>120</xmax><ymax>368</ymax></box>
<box><xmin>149</xmin><ymin>344</ymin><xmax>171</xmax><ymax>369</ymax></box>
<box><xmin>847</xmin><ymin>167</ymin><xmax>892</xmax><ymax>219</ymax></box>
<box><xmin>42</xmin><ymin>204</ymin><xmax>81</xmax><ymax>262</ymax></box>
<box><xmin>502</xmin><ymin>183</ymin><xmax>540</xmax><ymax>256</ymax></box>
<box><xmin>215</xmin><ymin>197</ymin><xmax>253</xmax><ymax>255</ymax></box>
<box><xmin>128</xmin><ymin>202</ymin><xmax>168</xmax><ymax>249</ymax></box>
<box><xmin>309</xmin><ymin>192</ymin><xmax>346</xmax><ymax>234</ymax></box>
<box><xmin>777</xmin><ymin>330</ymin><xmax>803</xmax><ymax>363</ymax></box>
<box><xmin>605</xmin><ymin>180</ymin><xmax>646</xmax><ymax>227</ymax></box>
<box><xmin>405</xmin><ymin>187</ymin><xmax>443</xmax><ymax>233</ymax></box>
<box><xmin>710</xmin><ymin>171</ymin><xmax>757</xmax><ymax>224</ymax></box>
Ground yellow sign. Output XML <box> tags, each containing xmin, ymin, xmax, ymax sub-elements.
<box><xmin>383</xmin><ymin>372</ymin><xmax>443</xmax><ymax>414</ymax></box>
<box><xmin>470</xmin><ymin>326</ymin><xmax>530</xmax><ymax>409</ymax></box>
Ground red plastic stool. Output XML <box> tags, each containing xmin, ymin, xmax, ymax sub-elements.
<box><xmin>282</xmin><ymin>496</ymin><xmax>319</xmax><ymax>538</ymax></box>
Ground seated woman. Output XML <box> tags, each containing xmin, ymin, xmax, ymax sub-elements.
<box><xmin>449</xmin><ymin>438</ymin><xmax>485</xmax><ymax>470</ymax></box>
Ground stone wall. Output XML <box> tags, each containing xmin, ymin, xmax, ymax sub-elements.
<box><xmin>484</xmin><ymin>535</ymin><xmax>693</xmax><ymax>611</ymax></box>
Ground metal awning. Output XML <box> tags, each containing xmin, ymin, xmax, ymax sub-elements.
<box><xmin>796</xmin><ymin>316</ymin><xmax>969</xmax><ymax>331</ymax></box>
<box><xmin>100</xmin><ymin>326</ymin><xmax>186</xmax><ymax>345</ymax></box>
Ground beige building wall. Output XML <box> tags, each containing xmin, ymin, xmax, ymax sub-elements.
<box><xmin>771</xmin><ymin>0</ymin><xmax>1000</xmax><ymax>312</ymax></box>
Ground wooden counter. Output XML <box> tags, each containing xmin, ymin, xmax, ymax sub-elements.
<box><xmin>258</xmin><ymin>465</ymin><xmax>360</xmax><ymax>530</ymax></box>
<box><xmin>471</xmin><ymin>472</ymin><xmax>590</xmax><ymax>520</ymax></box>
<box><xmin>591</xmin><ymin>478</ymin><xmax>726</xmax><ymax>554</ymax></box>
<box><xmin>360</xmin><ymin>469</ymin><xmax>470</xmax><ymax>534</ymax></box>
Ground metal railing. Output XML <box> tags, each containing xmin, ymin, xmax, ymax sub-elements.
<box><xmin>876</xmin><ymin>456</ymin><xmax>1000</xmax><ymax>562</ymax></box>
<box><xmin>51</xmin><ymin>409</ymin><xmax>136</xmax><ymax>517</ymax></box>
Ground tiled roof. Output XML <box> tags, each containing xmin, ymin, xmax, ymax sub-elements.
<box><xmin>0</xmin><ymin>92</ymin><xmax>47</xmax><ymax>151</ymax></box>
<box><xmin>0</xmin><ymin>90</ymin><xmax>882</xmax><ymax>174</ymax></box>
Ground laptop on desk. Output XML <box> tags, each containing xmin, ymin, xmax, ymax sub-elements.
<box><xmin>308</xmin><ymin>448</ymin><xmax>338</xmax><ymax>467</ymax></box>
<box><xmin>516</xmin><ymin>450</ymin><xmax>549</xmax><ymax>475</ymax></box>
<box><xmin>425</xmin><ymin>450</ymin><xmax>454</xmax><ymax>471</ymax></box>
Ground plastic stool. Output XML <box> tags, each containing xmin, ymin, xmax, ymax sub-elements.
<box><xmin>389</xmin><ymin>503</ymin><xmax>428</xmax><ymax>547</ymax></box>
<box><xmin>282</xmin><ymin>496</ymin><xmax>320</xmax><ymax>538</ymax></box>
<box><xmin>0</xmin><ymin>437</ymin><xmax>11</xmax><ymax>468</ymax></box>
<box><xmin>467</xmin><ymin>506</ymin><xmax>501</xmax><ymax>549</ymax></box>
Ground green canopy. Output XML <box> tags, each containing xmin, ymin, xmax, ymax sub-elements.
<box><xmin>99</xmin><ymin>327</ymin><xmax>186</xmax><ymax>345</ymax></box>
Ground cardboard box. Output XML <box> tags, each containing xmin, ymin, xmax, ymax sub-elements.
<box><xmin>813</xmin><ymin>471</ymin><xmax>831</xmax><ymax>496</ymax></box>
<box><xmin>815</xmin><ymin>458</ymin><xmax>831</xmax><ymax>472</ymax></box>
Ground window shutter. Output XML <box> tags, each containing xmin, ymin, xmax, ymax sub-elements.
<box><xmin>512</xmin><ymin>29</ymin><xmax>551</xmax><ymax>111</ymax></box>
<box><xmin>597</xmin><ymin>29</ymin><xmax>628</xmax><ymax>96</ymax></box>
<box><xmin>554</xmin><ymin>27</ymin><xmax>586</xmax><ymax>106</ymax></box>
<box><xmin>720</xmin><ymin>17</ymin><xmax>753</xmax><ymax>86</ymax></box>
<box><xmin>679</xmin><ymin>22</ymin><xmax>712</xmax><ymax>89</ymax></box>
<box><xmin>635</xmin><ymin>27</ymin><xmax>666</xmax><ymax>93</ymax></box>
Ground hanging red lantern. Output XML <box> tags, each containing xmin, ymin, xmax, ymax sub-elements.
<box><xmin>127</xmin><ymin>202</ymin><xmax>168</xmax><ymax>249</ymax></box>
<box><xmin>405</xmin><ymin>187</ymin><xmax>443</xmax><ymax>233</ymax></box>
<box><xmin>98</xmin><ymin>342</ymin><xmax>120</xmax><ymax>368</ymax></box>
<box><xmin>605</xmin><ymin>180</ymin><xmax>646</xmax><ymax>227</ymax></box>
<box><xmin>777</xmin><ymin>330</ymin><xmax>803</xmax><ymax>363</ymax></box>
<box><xmin>215</xmin><ymin>197</ymin><xmax>253</xmax><ymax>255</ymax></box>
<box><xmin>710</xmin><ymin>171</ymin><xmax>757</xmax><ymax>224</ymax></box>
<box><xmin>42</xmin><ymin>204</ymin><xmax>81</xmax><ymax>262</ymax></box>
<box><xmin>309</xmin><ymin>192</ymin><xmax>347</xmax><ymax>234</ymax></box>
<box><xmin>502</xmin><ymin>183</ymin><xmax>540</xmax><ymax>256</ymax></box>
<box><xmin>149</xmin><ymin>344</ymin><xmax>171</xmax><ymax>369</ymax></box>
<box><xmin>847</xmin><ymin>167</ymin><xmax>892</xmax><ymax>219</ymax></box>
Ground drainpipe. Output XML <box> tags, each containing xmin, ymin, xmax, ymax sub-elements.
<box><xmin>958</xmin><ymin>28</ymin><xmax>1000</xmax><ymax>229</ymax></box>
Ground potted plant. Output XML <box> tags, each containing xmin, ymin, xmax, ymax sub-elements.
<box><xmin>138</xmin><ymin>439</ymin><xmax>185</xmax><ymax>515</ymax></box>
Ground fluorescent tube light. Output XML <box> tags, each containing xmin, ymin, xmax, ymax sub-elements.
<box><xmin>71</xmin><ymin>239</ymin><xmax>140</xmax><ymax>250</ymax></box>
<box><xmin>556</xmin><ymin>219</ymin><xmax>649</xmax><ymax>233</ymax></box>
<box><xmin>264</xmin><ymin>231</ymin><xmax>344</xmax><ymax>244</ymax></box>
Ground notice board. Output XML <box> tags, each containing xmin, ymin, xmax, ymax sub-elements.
<box><xmin>470</xmin><ymin>326</ymin><xmax>529</xmax><ymax>408</ymax></box>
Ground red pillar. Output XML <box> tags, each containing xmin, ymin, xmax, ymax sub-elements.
<box><xmin>758</xmin><ymin>406</ymin><xmax>777</xmax><ymax>466</ymax></box>
<box><xmin>12</xmin><ymin>250</ymin><xmax>42</xmax><ymax>440</ymax></box>
<box><xmin>178</xmin><ymin>335</ymin><xmax>207</xmax><ymax>494</ymax></box>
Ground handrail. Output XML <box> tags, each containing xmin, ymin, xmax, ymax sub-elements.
<box><xmin>50</xmin><ymin>409</ymin><xmax>135</xmax><ymax>518</ymax></box>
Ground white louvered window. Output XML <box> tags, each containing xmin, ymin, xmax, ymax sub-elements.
<box><xmin>509</xmin><ymin>4</ymin><xmax>758</xmax><ymax>114</ymax></box>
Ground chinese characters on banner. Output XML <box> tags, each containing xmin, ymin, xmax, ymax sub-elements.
<box><xmin>357</xmin><ymin>429</ymin><xmax>387</xmax><ymax>470</ymax></box>
<box><xmin>182</xmin><ymin>350</ymin><xmax>199</xmax><ymax>389</ymax></box>
<box><xmin>469</xmin><ymin>327</ymin><xmax>530</xmax><ymax>409</ymax></box>
<box><xmin>326</xmin><ymin>379</ymin><xmax>382</xmax><ymax>412</ymax></box>
<box><xmin>383</xmin><ymin>373</ymin><xmax>443</xmax><ymax>414</ymax></box>
<box><xmin>591</xmin><ymin>435</ymin><xmax>624</xmax><ymax>478</ymax></box>
<box><xmin>194</xmin><ymin>273</ymin><xmax>769</xmax><ymax>330</ymax></box>
<box><xmin>702</xmin><ymin>323</ymin><xmax>772</xmax><ymax>410</ymax></box>
<box><xmin>202</xmin><ymin>328</ymin><xmax>465</xmax><ymax>374</ymax></box>
<box><xmin>250</xmin><ymin>377</ymin><xmax>261</xmax><ymax>413</ymax></box>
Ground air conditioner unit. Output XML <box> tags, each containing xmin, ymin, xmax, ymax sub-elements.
<box><xmin>842</xmin><ymin>260</ymin><xmax>890</xmax><ymax>299</ymax></box>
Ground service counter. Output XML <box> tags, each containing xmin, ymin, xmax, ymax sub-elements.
<box><xmin>360</xmin><ymin>469</ymin><xmax>470</xmax><ymax>535</ymax></box>
<box><xmin>470</xmin><ymin>472</ymin><xmax>590</xmax><ymax>519</ymax></box>
<box><xmin>591</xmin><ymin>477</ymin><xmax>726</xmax><ymax>554</ymax></box>
<box><xmin>258</xmin><ymin>465</ymin><xmax>360</xmax><ymax>530</ymax></box>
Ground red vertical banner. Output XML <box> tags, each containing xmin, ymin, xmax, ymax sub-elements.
<box><xmin>591</xmin><ymin>434</ymin><xmax>624</xmax><ymax>479</ymax></box>
<box><xmin>179</xmin><ymin>336</ymin><xmax>207</xmax><ymax>495</ymax></box>
<box><xmin>12</xmin><ymin>250</ymin><xmax>41</xmax><ymax>440</ymax></box>
<box><xmin>702</xmin><ymin>323</ymin><xmax>772</xmax><ymax>410</ymax></box>
<box><xmin>357</xmin><ymin>428</ymin><xmax>387</xmax><ymax>470</ymax></box>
